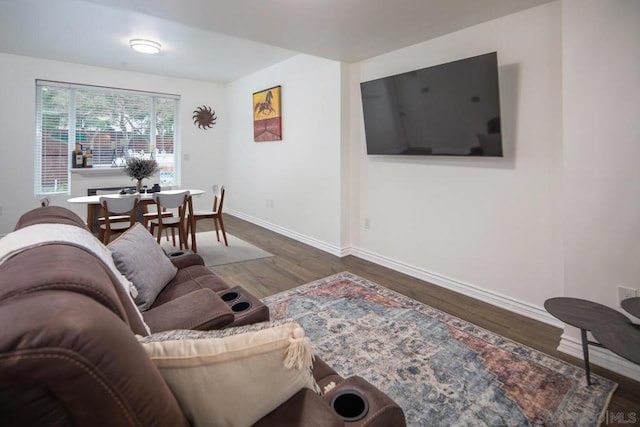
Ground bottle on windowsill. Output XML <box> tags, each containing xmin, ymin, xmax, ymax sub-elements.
<box><xmin>72</xmin><ymin>143</ymin><xmax>83</xmax><ymax>169</ymax></box>
<box><xmin>83</xmin><ymin>148</ymin><xmax>93</xmax><ymax>168</ymax></box>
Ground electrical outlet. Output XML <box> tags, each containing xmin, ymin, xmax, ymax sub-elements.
<box><xmin>617</xmin><ymin>286</ymin><xmax>637</xmax><ymax>306</ymax></box>
<box><xmin>364</xmin><ymin>218</ymin><xmax>371</xmax><ymax>229</ymax></box>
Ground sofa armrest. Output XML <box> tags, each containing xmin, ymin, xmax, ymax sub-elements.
<box><xmin>253</xmin><ymin>388</ymin><xmax>343</xmax><ymax>427</ymax></box>
<box><xmin>255</xmin><ymin>375</ymin><xmax>406</xmax><ymax>427</ymax></box>
<box><xmin>322</xmin><ymin>376</ymin><xmax>406</xmax><ymax>427</ymax></box>
<box><xmin>142</xmin><ymin>288</ymin><xmax>234</xmax><ymax>332</ymax></box>
<box><xmin>169</xmin><ymin>252</ymin><xmax>205</xmax><ymax>269</ymax></box>
<box><xmin>0</xmin><ymin>292</ymin><xmax>189</xmax><ymax>426</ymax></box>
<box><xmin>312</xmin><ymin>357</ymin><xmax>344</xmax><ymax>392</ymax></box>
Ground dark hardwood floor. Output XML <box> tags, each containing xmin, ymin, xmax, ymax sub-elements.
<box><xmin>202</xmin><ymin>214</ymin><xmax>640</xmax><ymax>420</ymax></box>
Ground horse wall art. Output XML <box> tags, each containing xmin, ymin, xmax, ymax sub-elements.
<box><xmin>253</xmin><ymin>86</ymin><xmax>282</xmax><ymax>141</ymax></box>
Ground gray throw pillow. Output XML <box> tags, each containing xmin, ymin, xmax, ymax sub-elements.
<box><xmin>108</xmin><ymin>223</ymin><xmax>177</xmax><ymax>311</ymax></box>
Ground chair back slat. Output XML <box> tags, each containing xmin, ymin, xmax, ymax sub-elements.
<box><xmin>150</xmin><ymin>190</ymin><xmax>191</xmax><ymax>250</ymax></box>
<box><xmin>98</xmin><ymin>194</ymin><xmax>141</xmax><ymax>243</ymax></box>
<box><xmin>154</xmin><ymin>191</ymin><xmax>189</xmax><ymax>210</ymax></box>
<box><xmin>99</xmin><ymin>194</ymin><xmax>140</xmax><ymax>215</ymax></box>
<box><xmin>211</xmin><ymin>185</ymin><xmax>225</xmax><ymax>213</ymax></box>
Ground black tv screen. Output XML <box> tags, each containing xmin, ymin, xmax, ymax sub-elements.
<box><xmin>360</xmin><ymin>52</ymin><xmax>502</xmax><ymax>157</ymax></box>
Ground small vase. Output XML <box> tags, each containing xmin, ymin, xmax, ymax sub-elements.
<box><xmin>136</xmin><ymin>179</ymin><xmax>143</xmax><ymax>193</ymax></box>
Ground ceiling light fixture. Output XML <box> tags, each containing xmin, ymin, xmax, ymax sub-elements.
<box><xmin>130</xmin><ymin>39</ymin><xmax>161</xmax><ymax>54</ymax></box>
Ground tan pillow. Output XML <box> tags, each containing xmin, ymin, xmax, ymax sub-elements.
<box><xmin>139</xmin><ymin>321</ymin><xmax>319</xmax><ymax>427</ymax></box>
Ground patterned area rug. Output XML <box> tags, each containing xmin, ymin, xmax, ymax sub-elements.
<box><xmin>262</xmin><ymin>272</ymin><xmax>617</xmax><ymax>427</ymax></box>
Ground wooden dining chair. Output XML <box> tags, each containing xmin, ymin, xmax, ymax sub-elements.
<box><xmin>149</xmin><ymin>191</ymin><xmax>191</xmax><ymax>250</ymax></box>
<box><xmin>142</xmin><ymin>202</ymin><xmax>173</xmax><ymax>240</ymax></box>
<box><xmin>97</xmin><ymin>194</ymin><xmax>141</xmax><ymax>244</ymax></box>
<box><xmin>96</xmin><ymin>189</ymin><xmax>131</xmax><ymax>225</ymax></box>
<box><xmin>187</xmin><ymin>184</ymin><xmax>228</xmax><ymax>246</ymax></box>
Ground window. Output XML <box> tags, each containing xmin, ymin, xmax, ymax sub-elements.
<box><xmin>35</xmin><ymin>80</ymin><xmax>180</xmax><ymax>195</ymax></box>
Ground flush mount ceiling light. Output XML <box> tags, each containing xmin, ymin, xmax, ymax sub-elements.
<box><xmin>130</xmin><ymin>39</ymin><xmax>161</xmax><ymax>54</ymax></box>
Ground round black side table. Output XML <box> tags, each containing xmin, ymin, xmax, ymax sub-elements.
<box><xmin>590</xmin><ymin>322</ymin><xmax>640</xmax><ymax>365</ymax></box>
<box><xmin>621</xmin><ymin>297</ymin><xmax>640</xmax><ymax>318</ymax></box>
<box><xmin>544</xmin><ymin>297</ymin><xmax>631</xmax><ymax>385</ymax></box>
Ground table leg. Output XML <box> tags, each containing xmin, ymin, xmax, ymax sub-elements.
<box><xmin>580</xmin><ymin>328</ymin><xmax>592</xmax><ymax>386</ymax></box>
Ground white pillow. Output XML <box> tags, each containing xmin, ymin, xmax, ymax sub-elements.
<box><xmin>138</xmin><ymin>321</ymin><xmax>319</xmax><ymax>427</ymax></box>
<box><xmin>108</xmin><ymin>223</ymin><xmax>177</xmax><ymax>311</ymax></box>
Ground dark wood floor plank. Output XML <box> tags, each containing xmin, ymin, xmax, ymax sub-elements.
<box><xmin>203</xmin><ymin>214</ymin><xmax>640</xmax><ymax>414</ymax></box>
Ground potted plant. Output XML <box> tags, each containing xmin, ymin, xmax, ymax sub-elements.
<box><xmin>124</xmin><ymin>158</ymin><xmax>159</xmax><ymax>192</ymax></box>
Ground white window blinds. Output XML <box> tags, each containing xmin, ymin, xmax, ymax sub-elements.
<box><xmin>35</xmin><ymin>85</ymin><xmax>70</xmax><ymax>194</ymax></box>
<box><xmin>35</xmin><ymin>81</ymin><xmax>180</xmax><ymax>195</ymax></box>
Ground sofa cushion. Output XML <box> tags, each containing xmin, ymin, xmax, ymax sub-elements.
<box><xmin>138</xmin><ymin>320</ymin><xmax>320</xmax><ymax>427</ymax></box>
<box><xmin>108</xmin><ymin>223</ymin><xmax>177</xmax><ymax>311</ymax></box>
<box><xmin>150</xmin><ymin>266</ymin><xmax>230</xmax><ymax>308</ymax></box>
<box><xmin>142</xmin><ymin>288</ymin><xmax>234</xmax><ymax>332</ymax></box>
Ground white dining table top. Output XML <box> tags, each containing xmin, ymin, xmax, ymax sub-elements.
<box><xmin>68</xmin><ymin>189</ymin><xmax>205</xmax><ymax>204</ymax></box>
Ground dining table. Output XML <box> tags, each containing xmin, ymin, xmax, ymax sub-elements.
<box><xmin>68</xmin><ymin>189</ymin><xmax>205</xmax><ymax>252</ymax></box>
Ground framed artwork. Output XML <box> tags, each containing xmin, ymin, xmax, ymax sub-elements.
<box><xmin>253</xmin><ymin>85</ymin><xmax>282</xmax><ymax>141</ymax></box>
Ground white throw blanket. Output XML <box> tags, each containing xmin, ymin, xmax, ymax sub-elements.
<box><xmin>0</xmin><ymin>223</ymin><xmax>149</xmax><ymax>333</ymax></box>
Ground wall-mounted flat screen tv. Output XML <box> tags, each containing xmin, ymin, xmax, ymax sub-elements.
<box><xmin>360</xmin><ymin>52</ymin><xmax>502</xmax><ymax>157</ymax></box>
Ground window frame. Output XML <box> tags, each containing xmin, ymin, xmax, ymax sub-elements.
<box><xmin>35</xmin><ymin>80</ymin><xmax>180</xmax><ymax>195</ymax></box>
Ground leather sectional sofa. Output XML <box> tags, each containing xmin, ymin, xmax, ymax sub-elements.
<box><xmin>0</xmin><ymin>206</ymin><xmax>405</xmax><ymax>426</ymax></box>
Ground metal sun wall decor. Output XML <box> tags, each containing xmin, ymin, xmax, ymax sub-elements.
<box><xmin>192</xmin><ymin>105</ymin><xmax>217</xmax><ymax>129</ymax></box>
<box><xmin>253</xmin><ymin>86</ymin><xmax>282</xmax><ymax>141</ymax></box>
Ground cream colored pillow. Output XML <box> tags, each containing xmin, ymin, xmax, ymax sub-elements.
<box><xmin>139</xmin><ymin>321</ymin><xmax>319</xmax><ymax>427</ymax></box>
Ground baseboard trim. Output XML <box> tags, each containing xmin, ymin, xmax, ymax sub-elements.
<box><xmin>349</xmin><ymin>246</ymin><xmax>562</xmax><ymax>328</ymax></box>
<box><xmin>228</xmin><ymin>209</ymin><xmax>559</xmax><ymax>326</ymax></box>
<box><xmin>226</xmin><ymin>209</ymin><xmax>348</xmax><ymax>257</ymax></box>
<box><xmin>558</xmin><ymin>333</ymin><xmax>640</xmax><ymax>382</ymax></box>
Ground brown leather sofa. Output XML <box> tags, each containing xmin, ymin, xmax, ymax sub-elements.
<box><xmin>0</xmin><ymin>206</ymin><xmax>406</xmax><ymax>426</ymax></box>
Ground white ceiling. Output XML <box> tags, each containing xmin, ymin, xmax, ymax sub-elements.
<box><xmin>0</xmin><ymin>0</ymin><xmax>552</xmax><ymax>83</ymax></box>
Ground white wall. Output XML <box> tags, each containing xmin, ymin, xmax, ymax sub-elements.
<box><xmin>560</xmin><ymin>0</ymin><xmax>640</xmax><ymax>379</ymax></box>
<box><xmin>224</xmin><ymin>54</ymin><xmax>345</xmax><ymax>253</ymax></box>
<box><xmin>563</xmin><ymin>0</ymin><xmax>640</xmax><ymax>309</ymax></box>
<box><xmin>349</xmin><ymin>3</ymin><xmax>564</xmax><ymax>322</ymax></box>
<box><xmin>0</xmin><ymin>53</ymin><xmax>226</xmax><ymax>233</ymax></box>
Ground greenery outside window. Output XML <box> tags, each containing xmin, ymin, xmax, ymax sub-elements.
<box><xmin>35</xmin><ymin>80</ymin><xmax>180</xmax><ymax>195</ymax></box>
